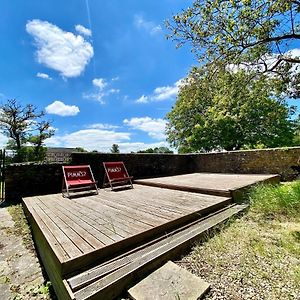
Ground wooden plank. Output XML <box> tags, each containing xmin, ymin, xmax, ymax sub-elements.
<box><xmin>23</xmin><ymin>198</ymin><xmax>69</xmax><ymax>262</ymax></box>
<box><xmin>68</xmin><ymin>203</ymin><xmax>235</xmax><ymax>291</ymax></box>
<box><xmin>117</xmin><ymin>186</ymin><xmax>229</xmax><ymax>215</ymax></box>
<box><xmin>51</xmin><ymin>194</ymin><xmax>135</xmax><ymax>239</ymax></box>
<box><xmin>134</xmin><ymin>173</ymin><xmax>280</xmax><ymax>197</ymax></box>
<box><xmin>38</xmin><ymin>197</ymin><xmax>105</xmax><ymax>250</ymax></box>
<box><xmin>97</xmin><ymin>195</ymin><xmax>174</xmax><ymax>223</ymax></box>
<box><xmin>135</xmin><ymin>180</ymin><xmax>231</xmax><ymax>197</ymax></box>
<box><xmin>33</xmin><ymin>199</ymin><xmax>83</xmax><ymax>258</ymax></box>
<box><xmin>37</xmin><ymin>198</ymin><xmax>94</xmax><ymax>255</ymax></box>
<box><xmin>45</xmin><ymin>195</ymin><xmax>121</xmax><ymax>244</ymax></box>
<box><xmin>86</xmin><ymin>194</ymin><xmax>166</xmax><ymax>227</ymax></box>
<box><xmin>22</xmin><ymin>201</ymin><xmax>73</xmax><ymax>300</ymax></box>
<box><xmin>73</xmin><ymin>204</ymin><xmax>248</xmax><ymax>300</ymax></box>
<box><xmin>73</xmin><ymin>195</ymin><xmax>153</xmax><ymax>236</ymax></box>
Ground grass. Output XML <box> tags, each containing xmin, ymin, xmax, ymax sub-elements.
<box><xmin>249</xmin><ymin>181</ymin><xmax>300</xmax><ymax>218</ymax></box>
<box><xmin>177</xmin><ymin>181</ymin><xmax>300</xmax><ymax>300</ymax></box>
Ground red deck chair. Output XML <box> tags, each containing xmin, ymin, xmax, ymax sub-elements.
<box><xmin>62</xmin><ymin>165</ymin><xmax>98</xmax><ymax>198</ymax></box>
<box><xmin>103</xmin><ymin>161</ymin><xmax>133</xmax><ymax>190</ymax></box>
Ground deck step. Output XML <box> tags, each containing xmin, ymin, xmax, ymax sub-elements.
<box><xmin>68</xmin><ymin>203</ymin><xmax>248</xmax><ymax>300</ymax></box>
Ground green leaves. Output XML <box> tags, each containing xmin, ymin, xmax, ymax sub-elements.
<box><xmin>0</xmin><ymin>99</ymin><xmax>54</xmax><ymax>162</ymax></box>
<box><xmin>166</xmin><ymin>66</ymin><xmax>296</xmax><ymax>152</ymax></box>
<box><xmin>166</xmin><ymin>0</ymin><xmax>300</xmax><ymax>92</ymax></box>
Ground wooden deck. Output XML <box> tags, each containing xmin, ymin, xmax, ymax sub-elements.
<box><xmin>23</xmin><ymin>185</ymin><xmax>230</xmax><ymax>276</ymax></box>
<box><xmin>135</xmin><ymin>173</ymin><xmax>280</xmax><ymax>198</ymax></box>
<box><xmin>23</xmin><ymin>172</ymin><xmax>280</xmax><ymax>299</ymax></box>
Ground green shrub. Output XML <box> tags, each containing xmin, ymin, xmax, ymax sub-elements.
<box><xmin>249</xmin><ymin>181</ymin><xmax>300</xmax><ymax>218</ymax></box>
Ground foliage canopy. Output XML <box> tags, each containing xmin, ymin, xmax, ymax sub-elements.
<box><xmin>0</xmin><ymin>99</ymin><xmax>54</xmax><ymax>162</ymax></box>
<box><xmin>166</xmin><ymin>67</ymin><xmax>296</xmax><ymax>152</ymax></box>
<box><xmin>166</xmin><ymin>0</ymin><xmax>300</xmax><ymax>97</ymax></box>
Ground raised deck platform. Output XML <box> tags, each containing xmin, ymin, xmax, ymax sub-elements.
<box><xmin>23</xmin><ymin>172</ymin><xmax>279</xmax><ymax>299</ymax></box>
<box><xmin>23</xmin><ymin>185</ymin><xmax>230</xmax><ymax>276</ymax></box>
<box><xmin>135</xmin><ymin>173</ymin><xmax>280</xmax><ymax>198</ymax></box>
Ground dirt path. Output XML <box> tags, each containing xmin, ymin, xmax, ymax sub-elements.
<box><xmin>0</xmin><ymin>205</ymin><xmax>50</xmax><ymax>300</ymax></box>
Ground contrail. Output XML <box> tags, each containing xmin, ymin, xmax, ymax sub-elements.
<box><xmin>85</xmin><ymin>0</ymin><xmax>96</xmax><ymax>76</ymax></box>
<box><xmin>85</xmin><ymin>0</ymin><xmax>92</xmax><ymax>30</ymax></box>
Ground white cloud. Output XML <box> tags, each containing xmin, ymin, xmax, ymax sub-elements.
<box><xmin>134</xmin><ymin>15</ymin><xmax>162</xmax><ymax>35</ymax></box>
<box><xmin>124</xmin><ymin>117</ymin><xmax>167</xmax><ymax>140</ymax></box>
<box><xmin>227</xmin><ymin>48</ymin><xmax>300</xmax><ymax>74</ymax></box>
<box><xmin>36</xmin><ymin>72</ymin><xmax>52</xmax><ymax>80</ymax></box>
<box><xmin>26</xmin><ymin>19</ymin><xmax>94</xmax><ymax>78</ymax></box>
<box><xmin>135</xmin><ymin>79</ymin><xmax>182</xmax><ymax>104</ymax></box>
<box><xmin>136</xmin><ymin>95</ymin><xmax>149</xmax><ymax>104</ymax></box>
<box><xmin>45</xmin><ymin>128</ymin><xmax>131</xmax><ymax>151</ymax></box>
<box><xmin>92</xmin><ymin>78</ymin><xmax>107</xmax><ymax>90</ymax></box>
<box><xmin>86</xmin><ymin>123</ymin><xmax>119</xmax><ymax>130</ymax></box>
<box><xmin>0</xmin><ymin>133</ymin><xmax>8</xmax><ymax>148</ymax></box>
<box><xmin>75</xmin><ymin>24</ymin><xmax>92</xmax><ymax>37</ymax></box>
<box><xmin>152</xmin><ymin>80</ymin><xmax>182</xmax><ymax>101</ymax></box>
<box><xmin>45</xmin><ymin>100</ymin><xmax>80</xmax><ymax>116</ymax></box>
<box><xmin>83</xmin><ymin>77</ymin><xmax>120</xmax><ymax>104</ymax></box>
<box><xmin>45</xmin><ymin>128</ymin><xmax>170</xmax><ymax>153</ymax></box>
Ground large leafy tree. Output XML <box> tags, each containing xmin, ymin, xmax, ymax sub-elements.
<box><xmin>166</xmin><ymin>67</ymin><xmax>296</xmax><ymax>152</ymax></box>
<box><xmin>166</xmin><ymin>0</ymin><xmax>300</xmax><ymax>96</ymax></box>
<box><xmin>0</xmin><ymin>99</ymin><xmax>54</xmax><ymax>161</ymax></box>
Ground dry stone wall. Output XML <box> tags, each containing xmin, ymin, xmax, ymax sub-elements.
<box><xmin>4</xmin><ymin>147</ymin><xmax>300</xmax><ymax>202</ymax></box>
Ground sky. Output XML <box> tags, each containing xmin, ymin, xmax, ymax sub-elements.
<box><xmin>0</xmin><ymin>0</ymin><xmax>196</xmax><ymax>152</ymax></box>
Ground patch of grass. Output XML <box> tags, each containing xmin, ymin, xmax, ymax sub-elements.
<box><xmin>249</xmin><ymin>181</ymin><xmax>300</xmax><ymax>218</ymax></box>
<box><xmin>30</xmin><ymin>281</ymin><xmax>52</xmax><ymax>297</ymax></box>
<box><xmin>177</xmin><ymin>181</ymin><xmax>300</xmax><ymax>300</ymax></box>
<box><xmin>0</xmin><ymin>275</ymin><xmax>11</xmax><ymax>284</ymax></box>
<box><xmin>7</xmin><ymin>204</ymin><xmax>35</xmax><ymax>253</ymax></box>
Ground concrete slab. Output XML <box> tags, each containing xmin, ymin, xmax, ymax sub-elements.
<box><xmin>128</xmin><ymin>261</ymin><xmax>210</xmax><ymax>300</ymax></box>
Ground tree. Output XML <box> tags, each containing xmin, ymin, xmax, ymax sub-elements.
<box><xmin>74</xmin><ymin>147</ymin><xmax>88</xmax><ymax>152</ymax></box>
<box><xmin>166</xmin><ymin>67</ymin><xmax>297</xmax><ymax>152</ymax></box>
<box><xmin>110</xmin><ymin>144</ymin><xmax>120</xmax><ymax>153</ymax></box>
<box><xmin>137</xmin><ymin>147</ymin><xmax>174</xmax><ymax>153</ymax></box>
<box><xmin>0</xmin><ymin>99</ymin><xmax>54</xmax><ymax>161</ymax></box>
<box><xmin>166</xmin><ymin>0</ymin><xmax>300</xmax><ymax>97</ymax></box>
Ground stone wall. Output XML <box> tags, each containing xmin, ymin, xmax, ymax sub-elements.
<box><xmin>5</xmin><ymin>163</ymin><xmax>63</xmax><ymax>202</ymax></box>
<box><xmin>71</xmin><ymin>153</ymin><xmax>194</xmax><ymax>186</ymax></box>
<box><xmin>4</xmin><ymin>154</ymin><xmax>193</xmax><ymax>202</ymax></box>
<box><xmin>5</xmin><ymin>147</ymin><xmax>300</xmax><ymax>202</ymax></box>
<box><xmin>192</xmin><ymin>147</ymin><xmax>300</xmax><ymax>180</ymax></box>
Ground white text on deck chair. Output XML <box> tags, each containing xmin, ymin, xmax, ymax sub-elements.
<box><xmin>62</xmin><ymin>165</ymin><xmax>98</xmax><ymax>198</ymax></box>
<box><xmin>103</xmin><ymin>161</ymin><xmax>133</xmax><ymax>190</ymax></box>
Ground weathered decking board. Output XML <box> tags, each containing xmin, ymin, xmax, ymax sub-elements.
<box><xmin>135</xmin><ymin>173</ymin><xmax>280</xmax><ymax>198</ymax></box>
<box><xmin>23</xmin><ymin>185</ymin><xmax>230</xmax><ymax>276</ymax></box>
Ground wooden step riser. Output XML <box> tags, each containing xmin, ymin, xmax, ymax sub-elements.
<box><xmin>72</xmin><ymin>204</ymin><xmax>248</xmax><ymax>300</ymax></box>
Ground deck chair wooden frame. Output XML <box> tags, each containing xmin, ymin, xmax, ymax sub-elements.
<box><xmin>62</xmin><ymin>165</ymin><xmax>98</xmax><ymax>198</ymax></box>
<box><xmin>103</xmin><ymin>161</ymin><xmax>133</xmax><ymax>190</ymax></box>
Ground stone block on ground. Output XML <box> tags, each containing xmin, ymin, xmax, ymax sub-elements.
<box><xmin>128</xmin><ymin>261</ymin><xmax>210</xmax><ymax>300</ymax></box>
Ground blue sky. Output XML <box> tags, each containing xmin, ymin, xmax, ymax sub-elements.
<box><xmin>0</xmin><ymin>0</ymin><xmax>195</xmax><ymax>152</ymax></box>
